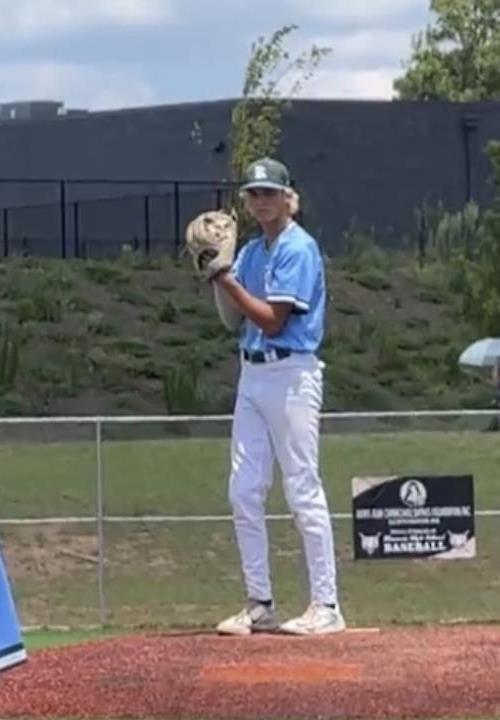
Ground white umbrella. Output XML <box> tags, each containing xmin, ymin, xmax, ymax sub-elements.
<box><xmin>459</xmin><ymin>338</ymin><xmax>500</xmax><ymax>368</ymax></box>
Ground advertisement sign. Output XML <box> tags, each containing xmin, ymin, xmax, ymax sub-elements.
<box><xmin>352</xmin><ymin>475</ymin><xmax>475</xmax><ymax>560</ymax></box>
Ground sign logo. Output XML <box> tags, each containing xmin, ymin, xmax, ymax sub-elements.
<box><xmin>447</xmin><ymin>529</ymin><xmax>470</xmax><ymax>549</ymax></box>
<box><xmin>359</xmin><ymin>532</ymin><xmax>381</xmax><ymax>556</ymax></box>
<box><xmin>400</xmin><ymin>479</ymin><xmax>427</xmax><ymax>508</ymax></box>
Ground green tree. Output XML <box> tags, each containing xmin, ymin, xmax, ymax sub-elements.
<box><xmin>394</xmin><ymin>0</ymin><xmax>500</xmax><ymax>100</ymax></box>
<box><xmin>229</xmin><ymin>25</ymin><xmax>331</xmax><ymax>227</ymax></box>
<box><xmin>465</xmin><ymin>141</ymin><xmax>500</xmax><ymax>334</ymax></box>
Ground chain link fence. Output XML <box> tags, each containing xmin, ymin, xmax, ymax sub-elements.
<box><xmin>1</xmin><ymin>410</ymin><xmax>499</xmax><ymax>629</ymax></box>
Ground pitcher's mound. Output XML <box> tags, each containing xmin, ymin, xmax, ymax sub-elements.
<box><xmin>1</xmin><ymin>624</ymin><xmax>500</xmax><ymax>719</ymax></box>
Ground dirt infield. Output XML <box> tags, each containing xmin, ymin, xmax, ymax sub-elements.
<box><xmin>1</xmin><ymin>624</ymin><xmax>500</xmax><ymax>719</ymax></box>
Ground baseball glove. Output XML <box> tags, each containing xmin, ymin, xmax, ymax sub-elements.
<box><xmin>185</xmin><ymin>210</ymin><xmax>237</xmax><ymax>281</ymax></box>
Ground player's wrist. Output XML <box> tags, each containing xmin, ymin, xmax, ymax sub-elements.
<box><xmin>213</xmin><ymin>269</ymin><xmax>237</xmax><ymax>286</ymax></box>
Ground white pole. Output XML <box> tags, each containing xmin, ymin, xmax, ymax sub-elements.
<box><xmin>95</xmin><ymin>419</ymin><xmax>106</xmax><ymax>625</ymax></box>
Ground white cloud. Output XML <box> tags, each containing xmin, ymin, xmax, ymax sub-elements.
<box><xmin>328</xmin><ymin>30</ymin><xmax>413</xmax><ymax>67</ymax></box>
<box><xmin>272</xmin><ymin>26</ymin><xmax>412</xmax><ymax>99</ymax></box>
<box><xmin>294</xmin><ymin>66</ymin><xmax>399</xmax><ymax>100</ymax></box>
<box><xmin>0</xmin><ymin>0</ymin><xmax>176</xmax><ymax>39</ymax></box>
<box><xmin>285</xmin><ymin>0</ymin><xmax>427</xmax><ymax>23</ymax></box>
<box><xmin>0</xmin><ymin>63</ymin><xmax>159</xmax><ymax>110</ymax></box>
<box><xmin>281</xmin><ymin>28</ymin><xmax>413</xmax><ymax>74</ymax></box>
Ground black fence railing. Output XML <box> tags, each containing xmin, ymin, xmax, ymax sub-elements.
<box><xmin>0</xmin><ymin>178</ymin><xmax>238</xmax><ymax>260</ymax></box>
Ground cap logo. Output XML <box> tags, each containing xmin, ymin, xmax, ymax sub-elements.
<box><xmin>253</xmin><ymin>165</ymin><xmax>268</xmax><ymax>180</ymax></box>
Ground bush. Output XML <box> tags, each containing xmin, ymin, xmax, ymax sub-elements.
<box><xmin>84</xmin><ymin>261</ymin><xmax>131</xmax><ymax>286</ymax></box>
<box><xmin>413</xmin><ymin>200</ymin><xmax>483</xmax><ymax>263</ymax></box>
<box><xmin>352</xmin><ymin>267</ymin><xmax>391</xmax><ymax>291</ymax></box>
<box><xmin>375</xmin><ymin>328</ymin><xmax>406</xmax><ymax>372</ymax></box>
<box><xmin>0</xmin><ymin>324</ymin><xmax>19</xmax><ymax>395</ymax></box>
<box><xmin>158</xmin><ymin>299</ymin><xmax>177</xmax><ymax>323</ymax></box>
<box><xmin>12</xmin><ymin>287</ymin><xmax>63</xmax><ymax>323</ymax></box>
<box><xmin>85</xmin><ymin>311</ymin><xmax>116</xmax><ymax>337</ymax></box>
<box><xmin>340</xmin><ymin>222</ymin><xmax>390</xmax><ymax>273</ymax></box>
<box><xmin>162</xmin><ymin>361</ymin><xmax>205</xmax><ymax>413</ymax></box>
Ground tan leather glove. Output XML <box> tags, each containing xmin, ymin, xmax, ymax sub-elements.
<box><xmin>185</xmin><ymin>210</ymin><xmax>237</xmax><ymax>281</ymax></box>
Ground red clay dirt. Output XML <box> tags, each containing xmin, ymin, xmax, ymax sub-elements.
<box><xmin>1</xmin><ymin>624</ymin><xmax>500</xmax><ymax>719</ymax></box>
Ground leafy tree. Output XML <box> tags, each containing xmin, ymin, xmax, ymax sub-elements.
<box><xmin>394</xmin><ymin>0</ymin><xmax>500</xmax><ymax>100</ymax></box>
<box><xmin>229</xmin><ymin>25</ymin><xmax>331</xmax><ymax>227</ymax></box>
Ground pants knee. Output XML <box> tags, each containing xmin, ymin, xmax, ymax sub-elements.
<box><xmin>283</xmin><ymin>474</ymin><xmax>327</xmax><ymax>522</ymax></box>
<box><xmin>229</xmin><ymin>477</ymin><xmax>264</xmax><ymax>518</ymax></box>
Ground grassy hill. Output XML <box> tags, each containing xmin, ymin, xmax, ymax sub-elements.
<box><xmin>0</xmin><ymin>243</ymin><xmax>491</xmax><ymax>417</ymax></box>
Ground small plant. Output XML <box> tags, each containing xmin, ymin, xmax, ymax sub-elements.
<box><xmin>158</xmin><ymin>299</ymin><xmax>177</xmax><ymax>323</ymax></box>
<box><xmin>413</xmin><ymin>200</ymin><xmax>483</xmax><ymax>264</ymax></box>
<box><xmin>199</xmin><ymin>320</ymin><xmax>232</xmax><ymax>340</ymax></box>
<box><xmin>85</xmin><ymin>311</ymin><xmax>116</xmax><ymax>337</ymax></box>
<box><xmin>340</xmin><ymin>222</ymin><xmax>389</xmax><ymax>274</ymax></box>
<box><xmin>0</xmin><ymin>324</ymin><xmax>19</xmax><ymax>395</ymax></box>
<box><xmin>162</xmin><ymin>356</ymin><xmax>205</xmax><ymax>413</ymax></box>
<box><xmin>115</xmin><ymin>288</ymin><xmax>152</xmax><ymax>307</ymax></box>
<box><xmin>84</xmin><ymin>261</ymin><xmax>131</xmax><ymax>286</ymax></box>
<box><xmin>375</xmin><ymin>327</ymin><xmax>406</xmax><ymax>372</ymax></box>
<box><xmin>356</xmin><ymin>315</ymin><xmax>378</xmax><ymax>346</ymax></box>
<box><xmin>110</xmin><ymin>339</ymin><xmax>150</xmax><ymax>358</ymax></box>
<box><xmin>353</xmin><ymin>267</ymin><xmax>392</xmax><ymax>291</ymax></box>
<box><xmin>67</xmin><ymin>296</ymin><xmax>94</xmax><ymax>313</ymax></box>
<box><xmin>15</xmin><ymin>298</ymin><xmax>38</xmax><ymax>323</ymax></box>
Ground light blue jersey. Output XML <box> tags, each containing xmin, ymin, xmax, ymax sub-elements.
<box><xmin>0</xmin><ymin>550</ymin><xmax>26</xmax><ymax>672</ymax></box>
<box><xmin>233</xmin><ymin>221</ymin><xmax>326</xmax><ymax>353</ymax></box>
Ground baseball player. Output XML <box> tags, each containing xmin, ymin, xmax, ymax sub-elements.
<box><xmin>201</xmin><ymin>157</ymin><xmax>345</xmax><ymax>635</ymax></box>
<box><xmin>0</xmin><ymin>547</ymin><xmax>27</xmax><ymax>672</ymax></box>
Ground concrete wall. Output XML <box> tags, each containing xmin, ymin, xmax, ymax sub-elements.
<box><xmin>0</xmin><ymin>99</ymin><xmax>498</xmax><ymax>256</ymax></box>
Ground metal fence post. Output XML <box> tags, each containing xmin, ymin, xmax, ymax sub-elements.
<box><xmin>462</xmin><ymin>113</ymin><xmax>479</xmax><ymax>204</ymax></box>
<box><xmin>73</xmin><ymin>202</ymin><xmax>80</xmax><ymax>259</ymax></box>
<box><xmin>215</xmin><ymin>188</ymin><xmax>223</xmax><ymax>210</ymax></box>
<box><xmin>144</xmin><ymin>195</ymin><xmax>151</xmax><ymax>256</ymax></box>
<box><xmin>59</xmin><ymin>180</ymin><xmax>67</xmax><ymax>259</ymax></box>
<box><xmin>173</xmin><ymin>182</ymin><xmax>180</xmax><ymax>258</ymax></box>
<box><xmin>3</xmin><ymin>208</ymin><xmax>9</xmax><ymax>258</ymax></box>
<box><xmin>95</xmin><ymin>419</ymin><xmax>106</xmax><ymax>626</ymax></box>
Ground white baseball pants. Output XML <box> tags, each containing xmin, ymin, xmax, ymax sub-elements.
<box><xmin>229</xmin><ymin>352</ymin><xmax>339</xmax><ymax>605</ymax></box>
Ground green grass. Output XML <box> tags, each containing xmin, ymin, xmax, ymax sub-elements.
<box><xmin>2</xmin><ymin>429</ymin><xmax>500</xmax><ymax>629</ymax></box>
<box><xmin>2</xmin><ymin>429</ymin><xmax>500</xmax><ymax>516</ymax></box>
<box><xmin>24</xmin><ymin>628</ymin><xmax>120</xmax><ymax>650</ymax></box>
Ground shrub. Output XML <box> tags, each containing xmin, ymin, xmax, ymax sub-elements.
<box><xmin>352</xmin><ymin>267</ymin><xmax>391</xmax><ymax>291</ymax></box>
<box><xmin>84</xmin><ymin>261</ymin><xmax>131</xmax><ymax>286</ymax></box>
<box><xmin>158</xmin><ymin>299</ymin><xmax>177</xmax><ymax>323</ymax></box>
<box><xmin>0</xmin><ymin>324</ymin><xmax>19</xmax><ymax>395</ymax></box>
<box><xmin>163</xmin><ymin>363</ymin><xmax>203</xmax><ymax>414</ymax></box>
<box><xmin>340</xmin><ymin>222</ymin><xmax>389</xmax><ymax>273</ymax></box>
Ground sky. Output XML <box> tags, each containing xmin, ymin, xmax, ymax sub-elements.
<box><xmin>0</xmin><ymin>0</ymin><xmax>433</xmax><ymax>112</ymax></box>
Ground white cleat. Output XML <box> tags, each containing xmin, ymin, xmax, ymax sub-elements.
<box><xmin>217</xmin><ymin>600</ymin><xmax>279</xmax><ymax>636</ymax></box>
<box><xmin>280</xmin><ymin>601</ymin><xmax>346</xmax><ymax>636</ymax></box>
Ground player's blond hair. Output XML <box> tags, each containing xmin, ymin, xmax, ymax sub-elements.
<box><xmin>240</xmin><ymin>187</ymin><xmax>300</xmax><ymax>218</ymax></box>
<box><xmin>286</xmin><ymin>189</ymin><xmax>300</xmax><ymax>217</ymax></box>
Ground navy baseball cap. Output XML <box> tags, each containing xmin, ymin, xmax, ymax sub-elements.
<box><xmin>240</xmin><ymin>157</ymin><xmax>291</xmax><ymax>191</ymax></box>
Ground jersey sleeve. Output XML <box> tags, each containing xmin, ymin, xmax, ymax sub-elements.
<box><xmin>231</xmin><ymin>244</ymin><xmax>247</xmax><ymax>285</ymax></box>
<box><xmin>266</xmin><ymin>240</ymin><xmax>317</xmax><ymax>313</ymax></box>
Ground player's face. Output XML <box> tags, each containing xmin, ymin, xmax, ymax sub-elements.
<box><xmin>245</xmin><ymin>187</ymin><xmax>289</xmax><ymax>224</ymax></box>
